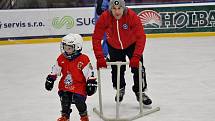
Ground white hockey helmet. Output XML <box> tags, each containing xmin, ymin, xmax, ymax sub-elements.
<box><xmin>60</xmin><ymin>33</ymin><xmax>83</xmax><ymax>60</ymax></box>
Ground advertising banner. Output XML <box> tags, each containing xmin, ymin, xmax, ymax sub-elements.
<box><xmin>48</xmin><ymin>7</ymin><xmax>95</xmax><ymax>35</ymax></box>
<box><xmin>132</xmin><ymin>3</ymin><xmax>215</xmax><ymax>34</ymax></box>
<box><xmin>0</xmin><ymin>9</ymin><xmax>49</xmax><ymax>38</ymax></box>
<box><xmin>1</xmin><ymin>3</ymin><xmax>215</xmax><ymax>39</ymax></box>
<box><xmin>0</xmin><ymin>7</ymin><xmax>95</xmax><ymax>39</ymax></box>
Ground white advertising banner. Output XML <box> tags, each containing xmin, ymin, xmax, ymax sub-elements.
<box><xmin>0</xmin><ymin>7</ymin><xmax>95</xmax><ymax>38</ymax></box>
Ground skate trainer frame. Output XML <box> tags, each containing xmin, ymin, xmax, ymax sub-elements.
<box><xmin>93</xmin><ymin>62</ymin><xmax>160</xmax><ymax>121</ymax></box>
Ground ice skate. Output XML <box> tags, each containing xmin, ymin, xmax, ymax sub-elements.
<box><xmin>115</xmin><ymin>87</ymin><xmax>125</xmax><ymax>102</ymax></box>
<box><xmin>135</xmin><ymin>92</ymin><xmax>152</xmax><ymax>108</ymax></box>
<box><xmin>57</xmin><ymin>115</ymin><xmax>69</xmax><ymax>121</ymax></box>
<box><xmin>80</xmin><ymin>115</ymin><xmax>89</xmax><ymax>121</ymax></box>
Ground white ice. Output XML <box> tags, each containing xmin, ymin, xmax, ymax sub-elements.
<box><xmin>0</xmin><ymin>36</ymin><xmax>215</xmax><ymax>121</ymax></box>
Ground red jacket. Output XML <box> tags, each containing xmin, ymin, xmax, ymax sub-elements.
<box><xmin>92</xmin><ymin>8</ymin><xmax>146</xmax><ymax>59</ymax></box>
<box><xmin>51</xmin><ymin>54</ymin><xmax>94</xmax><ymax>97</ymax></box>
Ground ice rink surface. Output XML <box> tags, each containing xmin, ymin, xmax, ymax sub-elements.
<box><xmin>0</xmin><ymin>36</ymin><xmax>215</xmax><ymax>121</ymax></box>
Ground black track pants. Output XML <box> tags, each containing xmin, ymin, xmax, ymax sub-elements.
<box><xmin>107</xmin><ymin>43</ymin><xmax>147</xmax><ymax>92</ymax></box>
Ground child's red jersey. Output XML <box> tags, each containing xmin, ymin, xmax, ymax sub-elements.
<box><xmin>52</xmin><ymin>53</ymin><xmax>93</xmax><ymax>97</ymax></box>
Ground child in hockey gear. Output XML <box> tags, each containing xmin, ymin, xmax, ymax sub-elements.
<box><xmin>92</xmin><ymin>0</ymin><xmax>152</xmax><ymax>105</ymax></box>
<box><xmin>45</xmin><ymin>33</ymin><xmax>97</xmax><ymax>121</ymax></box>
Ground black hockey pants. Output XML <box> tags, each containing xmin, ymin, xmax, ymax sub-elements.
<box><xmin>107</xmin><ymin>43</ymin><xmax>147</xmax><ymax>92</ymax></box>
<box><xmin>58</xmin><ymin>91</ymin><xmax>87</xmax><ymax>118</ymax></box>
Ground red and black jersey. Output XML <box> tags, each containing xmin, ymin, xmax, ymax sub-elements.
<box><xmin>51</xmin><ymin>53</ymin><xmax>94</xmax><ymax>97</ymax></box>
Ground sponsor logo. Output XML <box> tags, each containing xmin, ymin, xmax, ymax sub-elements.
<box><xmin>52</xmin><ymin>16</ymin><xmax>95</xmax><ymax>29</ymax></box>
<box><xmin>138</xmin><ymin>10</ymin><xmax>161</xmax><ymax>28</ymax></box>
<box><xmin>52</xmin><ymin>16</ymin><xmax>75</xmax><ymax>29</ymax></box>
<box><xmin>138</xmin><ymin>10</ymin><xmax>215</xmax><ymax>29</ymax></box>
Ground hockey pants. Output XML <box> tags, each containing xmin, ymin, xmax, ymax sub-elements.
<box><xmin>58</xmin><ymin>91</ymin><xmax>87</xmax><ymax>118</ymax></box>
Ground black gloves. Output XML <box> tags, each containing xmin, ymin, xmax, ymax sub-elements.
<box><xmin>86</xmin><ymin>77</ymin><xmax>97</xmax><ymax>96</ymax></box>
<box><xmin>45</xmin><ymin>74</ymin><xmax>57</xmax><ymax>91</ymax></box>
<box><xmin>45</xmin><ymin>73</ymin><xmax>97</xmax><ymax>96</ymax></box>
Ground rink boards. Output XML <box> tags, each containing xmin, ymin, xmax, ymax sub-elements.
<box><xmin>1</xmin><ymin>2</ymin><xmax>215</xmax><ymax>45</ymax></box>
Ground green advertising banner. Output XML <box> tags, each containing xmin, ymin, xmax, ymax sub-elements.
<box><xmin>132</xmin><ymin>4</ymin><xmax>215</xmax><ymax>34</ymax></box>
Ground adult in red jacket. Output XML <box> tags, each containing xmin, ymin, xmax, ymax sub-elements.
<box><xmin>92</xmin><ymin>0</ymin><xmax>152</xmax><ymax>106</ymax></box>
